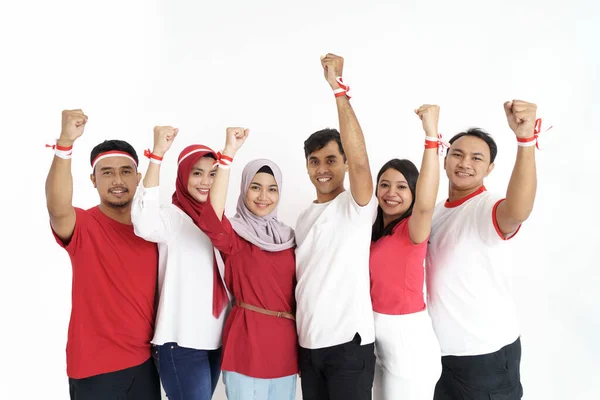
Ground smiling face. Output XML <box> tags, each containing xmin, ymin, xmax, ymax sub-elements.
<box><xmin>187</xmin><ymin>156</ymin><xmax>217</xmax><ymax>203</ymax></box>
<box><xmin>306</xmin><ymin>140</ymin><xmax>347</xmax><ymax>202</ymax></box>
<box><xmin>444</xmin><ymin>135</ymin><xmax>494</xmax><ymax>192</ymax></box>
<box><xmin>90</xmin><ymin>156</ymin><xmax>140</xmax><ymax>208</ymax></box>
<box><xmin>377</xmin><ymin>168</ymin><xmax>413</xmax><ymax>221</ymax></box>
<box><xmin>244</xmin><ymin>172</ymin><xmax>279</xmax><ymax>217</ymax></box>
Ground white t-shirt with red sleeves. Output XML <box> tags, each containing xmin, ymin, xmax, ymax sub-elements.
<box><xmin>426</xmin><ymin>186</ymin><xmax>521</xmax><ymax>357</ymax></box>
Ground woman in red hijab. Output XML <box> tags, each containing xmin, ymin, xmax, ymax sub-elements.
<box><xmin>131</xmin><ymin>126</ymin><xmax>229</xmax><ymax>400</ymax></box>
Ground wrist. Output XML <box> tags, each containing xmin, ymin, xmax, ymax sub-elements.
<box><xmin>222</xmin><ymin>146</ymin><xmax>237</xmax><ymax>158</ymax></box>
<box><xmin>57</xmin><ymin>137</ymin><xmax>75</xmax><ymax>147</ymax></box>
<box><xmin>151</xmin><ymin>148</ymin><xmax>166</xmax><ymax>157</ymax></box>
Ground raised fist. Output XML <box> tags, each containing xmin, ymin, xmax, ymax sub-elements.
<box><xmin>320</xmin><ymin>53</ymin><xmax>344</xmax><ymax>89</ymax></box>
<box><xmin>60</xmin><ymin>109</ymin><xmax>88</xmax><ymax>144</ymax></box>
<box><xmin>152</xmin><ymin>126</ymin><xmax>179</xmax><ymax>157</ymax></box>
<box><xmin>504</xmin><ymin>100</ymin><xmax>537</xmax><ymax>138</ymax></box>
<box><xmin>224</xmin><ymin>127</ymin><xmax>249</xmax><ymax>155</ymax></box>
<box><xmin>415</xmin><ymin>104</ymin><xmax>440</xmax><ymax>137</ymax></box>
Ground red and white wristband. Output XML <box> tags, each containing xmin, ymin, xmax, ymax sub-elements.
<box><xmin>213</xmin><ymin>152</ymin><xmax>233</xmax><ymax>170</ymax></box>
<box><xmin>425</xmin><ymin>134</ymin><xmax>450</xmax><ymax>156</ymax></box>
<box><xmin>46</xmin><ymin>142</ymin><xmax>73</xmax><ymax>159</ymax></box>
<box><xmin>144</xmin><ymin>149</ymin><xmax>164</xmax><ymax>164</ymax></box>
<box><xmin>517</xmin><ymin>118</ymin><xmax>552</xmax><ymax>149</ymax></box>
<box><xmin>333</xmin><ymin>77</ymin><xmax>352</xmax><ymax>99</ymax></box>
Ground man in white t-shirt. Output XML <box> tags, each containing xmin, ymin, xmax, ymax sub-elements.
<box><xmin>427</xmin><ymin>100</ymin><xmax>539</xmax><ymax>399</ymax></box>
<box><xmin>294</xmin><ymin>53</ymin><xmax>378</xmax><ymax>400</ymax></box>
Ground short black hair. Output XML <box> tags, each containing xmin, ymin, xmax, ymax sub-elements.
<box><xmin>257</xmin><ymin>165</ymin><xmax>274</xmax><ymax>176</ymax></box>
<box><xmin>372</xmin><ymin>159</ymin><xmax>420</xmax><ymax>242</ymax></box>
<box><xmin>90</xmin><ymin>140</ymin><xmax>139</xmax><ymax>169</ymax></box>
<box><xmin>448</xmin><ymin>128</ymin><xmax>498</xmax><ymax>163</ymax></box>
<box><xmin>304</xmin><ymin>128</ymin><xmax>346</xmax><ymax>161</ymax></box>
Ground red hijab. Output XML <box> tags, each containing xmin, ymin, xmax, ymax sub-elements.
<box><xmin>172</xmin><ymin>144</ymin><xmax>228</xmax><ymax>318</ymax></box>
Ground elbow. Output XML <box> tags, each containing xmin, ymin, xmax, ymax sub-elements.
<box><xmin>415</xmin><ymin>206</ymin><xmax>435</xmax><ymax>217</ymax></box>
<box><xmin>505</xmin><ymin>204</ymin><xmax>533</xmax><ymax>225</ymax></box>
<box><xmin>46</xmin><ymin>203</ymin><xmax>71</xmax><ymax>220</ymax></box>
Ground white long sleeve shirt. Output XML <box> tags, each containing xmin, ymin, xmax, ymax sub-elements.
<box><xmin>131</xmin><ymin>183</ymin><xmax>227</xmax><ymax>350</ymax></box>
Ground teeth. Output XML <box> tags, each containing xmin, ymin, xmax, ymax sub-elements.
<box><xmin>385</xmin><ymin>200</ymin><xmax>399</xmax><ymax>205</ymax></box>
<box><xmin>318</xmin><ymin>178</ymin><xmax>330</xmax><ymax>182</ymax></box>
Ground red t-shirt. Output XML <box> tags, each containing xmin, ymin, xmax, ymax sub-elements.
<box><xmin>197</xmin><ymin>203</ymin><xmax>298</xmax><ymax>379</ymax></box>
<box><xmin>369</xmin><ymin>217</ymin><xmax>427</xmax><ymax>315</ymax></box>
<box><xmin>52</xmin><ymin>207</ymin><xmax>158</xmax><ymax>379</ymax></box>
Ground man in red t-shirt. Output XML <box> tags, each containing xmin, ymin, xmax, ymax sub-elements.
<box><xmin>46</xmin><ymin>109</ymin><xmax>160</xmax><ymax>400</ymax></box>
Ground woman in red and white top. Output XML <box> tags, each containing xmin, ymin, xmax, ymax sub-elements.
<box><xmin>369</xmin><ymin>104</ymin><xmax>442</xmax><ymax>400</ymax></box>
<box><xmin>193</xmin><ymin>128</ymin><xmax>298</xmax><ymax>400</ymax></box>
<box><xmin>131</xmin><ymin>127</ymin><xmax>229</xmax><ymax>400</ymax></box>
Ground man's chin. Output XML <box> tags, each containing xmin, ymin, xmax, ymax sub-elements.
<box><xmin>106</xmin><ymin>199</ymin><xmax>131</xmax><ymax>209</ymax></box>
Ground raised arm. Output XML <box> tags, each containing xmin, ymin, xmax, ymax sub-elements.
<box><xmin>408</xmin><ymin>104</ymin><xmax>441</xmax><ymax>244</ymax></box>
<box><xmin>142</xmin><ymin>126</ymin><xmax>178</xmax><ymax>189</ymax></box>
<box><xmin>495</xmin><ymin>100</ymin><xmax>538</xmax><ymax>236</ymax></box>
<box><xmin>131</xmin><ymin>126</ymin><xmax>179</xmax><ymax>242</ymax></box>
<box><xmin>45</xmin><ymin>109</ymin><xmax>88</xmax><ymax>242</ymax></box>
<box><xmin>321</xmin><ymin>53</ymin><xmax>373</xmax><ymax>206</ymax></box>
<box><xmin>209</xmin><ymin>127</ymin><xmax>249</xmax><ymax>220</ymax></box>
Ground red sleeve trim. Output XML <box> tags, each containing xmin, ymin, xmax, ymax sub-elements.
<box><xmin>492</xmin><ymin>199</ymin><xmax>521</xmax><ymax>240</ymax></box>
<box><xmin>50</xmin><ymin>207</ymin><xmax>86</xmax><ymax>254</ymax></box>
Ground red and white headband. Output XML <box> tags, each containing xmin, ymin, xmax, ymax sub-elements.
<box><xmin>178</xmin><ymin>145</ymin><xmax>216</xmax><ymax>166</ymax></box>
<box><xmin>91</xmin><ymin>150</ymin><xmax>138</xmax><ymax>169</ymax></box>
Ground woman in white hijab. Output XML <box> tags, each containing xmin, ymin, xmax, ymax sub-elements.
<box><xmin>193</xmin><ymin>127</ymin><xmax>298</xmax><ymax>400</ymax></box>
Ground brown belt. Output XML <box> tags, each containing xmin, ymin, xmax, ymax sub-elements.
<box><xmin>236</xmin><ymin>300</ymin><xmax>295</xmax><ymax>321</ymax></box>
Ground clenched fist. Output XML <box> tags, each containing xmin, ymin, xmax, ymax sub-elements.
<box><xmin>60</xmin><ymin>109</ymin><xmax>88</xmax><ymax>145</ymax></box>
<box><xmin>320</xmin><ymin>53</ymin><xmax>345</xmax><ymax>89</ymax></box>
<box><xmin>415</xmin><ymin>104</ymin><xmax>440</xmax><ymax>137</ymax></box>
<box><xmin>152</xmin><ymin>126</ymin><xmax>179</xmax><ymax>157</ymax></box>
<box><xmin>224</xmin><ymin>127</ymin><xmax>249</xmax><ymax>156</ymax></box>
<box><xmin>504</xmin><ymin>100</ymin><xmax>537</xmax><ymax>138</ymax></box>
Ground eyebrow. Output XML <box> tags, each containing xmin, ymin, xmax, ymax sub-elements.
<box><xmin>380</xmin><ymin>179</ymin><xmax>408</xmax><ymax>184</ymax></box>
<box><xmin>99</xmin><ymin>165</ymin><xmax>134</xmax><ymax>170</ymax></box>
<box><xmin>309</xmin><ymin>154</ymin><xmax>338</xmax><ymax>161</ymax></box>
<box><xmin>250</xmin><ymin>182</ymin><xmax>278</xmax><ymax>187</ymax></box>
<box><xmin>452</xmin><ymin>148</ymin><xmax>486</xmax><ymax>158</ymax></box>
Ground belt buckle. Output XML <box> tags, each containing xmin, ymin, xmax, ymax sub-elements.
<box><xmin>276</xmin><ymin>312</ymin><xmax>282</xmax><ymax>318</ymax></box>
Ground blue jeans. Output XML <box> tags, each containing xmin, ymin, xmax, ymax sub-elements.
<box><xmin>152</xmin><ymin>343</ymin><xmax>222</xmax><ymax>400</ymax></box>
<box><xmin>222</xmin><ymin>371</ymin><xmax>297</xmax><ymax>400</ymax></box>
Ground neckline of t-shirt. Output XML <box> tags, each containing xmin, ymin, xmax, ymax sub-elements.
<box><xmin>312</xmin><ymin>190</ymin><xmax>346</xmax><ymax>206</ymax></box>
<box><xmin>91</xmin><ymin>206</ymin><xmax>134</xmax><ymax>229</ymax></box>
<box><xmin>444</xmin><ymin>186</ymin><xmax>487</xmax><ymax>208</ymax></box>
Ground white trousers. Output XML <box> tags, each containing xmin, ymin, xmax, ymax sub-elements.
<box><xmin>373</xmin><ymin>310</ymin><xmax>441</xmax><ymax>400</ymax></box>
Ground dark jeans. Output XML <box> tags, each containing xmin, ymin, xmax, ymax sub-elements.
<box><xmin>69</xmin><ymin>357</ymin><xmax>160</xmax><ymax>400</ymax></box>
<box><xmin>153</xmin><ymin>342</ymin><xmax>222</xmax><ymax>400</ymax></box>
<box><xmin>299</xmin><ymin>333</ymin><xmax>376</xmax><ymax>400</ymax></box>
<box><xmin>434</xmin><ymin>337</ymin><xmax>524</xmax><ymax>400</ymax></box>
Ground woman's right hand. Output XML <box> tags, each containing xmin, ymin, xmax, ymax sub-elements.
<box><xmin>224</xmin><ymin>127</ymin><xmax>249</xmax><ymax>156</ymax></box>
<box><xmin>152</xmin><ymin>126</ymin><xmax>179</xmax><ymax>157</ymax></box>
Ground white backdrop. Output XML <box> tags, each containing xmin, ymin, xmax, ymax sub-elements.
<box><xmin>1</xmin><ymin>0</ymin><xmax>598</xmax><ymax>399</ymax></box>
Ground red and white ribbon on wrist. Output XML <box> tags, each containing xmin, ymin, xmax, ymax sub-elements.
<box><xmin>144</xmin><ymin>149</ymin><xmax>163</xmax><ymax>164</ymax></box>
<box><xmin>213</xmin><ymin>152</ymin><xmax>233</xmax><ymax>170</ymax></box>
<box><xmin>425</xmin><ymin>133</ymin><xmax>450</xmax><ymax>156</ymax></box>
<box><xmin>333</xmin><ymin>77</ymin><xmax>352</xmax><ymax>99</ymax></box>
<box><xmin>517</xmin><ymin>118</ymin><xmax>552</xmax><ymax>149</ymax></box>
<box><xmin>46</xmin><ymin>142</ymin><xmax>73</xmax><ymax>159</ymax></box>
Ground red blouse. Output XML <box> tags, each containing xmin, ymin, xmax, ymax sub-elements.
<box><xmin>370</xmin><ymin>217</ymin><xmax>427</xmax><ymax>315</ymax></box>
<box><xmin>196</xmin><ymin>203</ymin><xmax>298</xmax><ymax>379</ymax></box>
